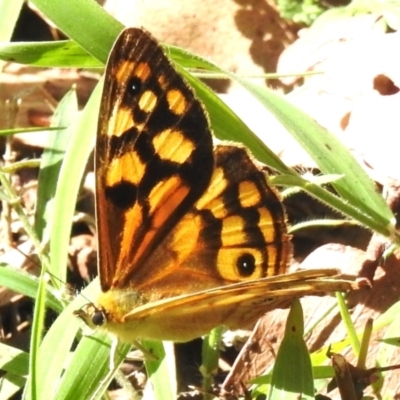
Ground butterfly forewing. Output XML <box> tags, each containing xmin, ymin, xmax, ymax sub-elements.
<box><xmin>96</xmin><ymin>28</ymin><xmax>214</xmax><ymax>290</ymax></box>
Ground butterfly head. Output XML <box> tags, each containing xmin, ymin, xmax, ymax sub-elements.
<box><xmin>74</xmin><ymin>304</ymin><xmax>107</xmax><ymax>330</ymax></box>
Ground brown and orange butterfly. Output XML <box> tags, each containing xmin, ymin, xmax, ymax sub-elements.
<box><xmin>75</xmin><ymin>28</ymin><xmax>355</xmax><ymax>343</ymax></box>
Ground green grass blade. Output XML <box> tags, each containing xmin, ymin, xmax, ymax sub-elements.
<box><xmin>31</xmin><ymin>0</ymin><xmax>122</xmax><ymax>63</ymax></box>
<box><xmin>36</xmin><ymin>279</ymin><xmax>103</xmax><ymax>399</ymax></box>
<box><xmin>0</xmin><ymin>264</ymin><xmax>63</xmax><ymax>313</ymax></box>
<box><xmin>0</xmin><ymin>127</ymin><xmax>63</xmax><ymax>136</ymax></box>
<box><xmin>49</xmin><ymin>83</ymin><xmax>100</xmax><ymax>292</ymax></box>
<box><xmin>201</xmin><ymin>326</ymin><xmax>224</xmax><ymax>398</ymax></box>
<box><xmin>53</xmin><ymin>279</ymin><xmax>130</xmax><ymax>400</ymax></box>
<box><xmin>269</xmin><ymin>299</ymin><xmax>314</xmax><ymax>400</ymax></box>
<box><xmin>0</xmin><ymin>40</ymin><xmax>101</xmax><ymax>67</ymax></box>
<box><xmin>336</xmin><ymin>292</ymin><xmax>360</xmax><ymax>357</ymax></box>
<box><xmin>0</xmin><ymin>342</ymin><xmax>28</xmax><ymax>372</ymax></box>
<box><xmin>0</xmin><ymin>366</ymin><xmax>26</xmax><ymax>400</ymax></box>
<box><xmin>143</xmin><ymin>341</ymin><xmax>177</xmax><ymax>400</ymax></box>
<box><xmin>57</xmin><ymin>335</ymin><xmax>131</xmax><ymax>400</ymax></box>
<box><xmin>0</xmin><ymin>0</ymin><xmax>24</xmax><ymax>42</ymax></box>
<box><xmin>25</xmin><ymin>266</ymin><xmax>48</xmax><ymax>400</ymax></box>
<box><xmin>375</xmin><ymin>311</ymin><xmax>400</xmax><ymax>393</ymax></box>
<box><xmin>33</xmin><ymin>299</ymin><xmax>82</xmax><ymax>400</ymax></box>
<box><xmin>35</xmin><ymin>88</ymin><xmax>78</xmax><ymax>247</ymax></box>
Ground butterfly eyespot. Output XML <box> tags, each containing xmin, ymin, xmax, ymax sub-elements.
<box><xmin>127</xmin><ymin>76</ymin><xmax>142</xmax><ymax>96</ymax></box>
<box><xmin>92</xmin><ymin>309</ymin><xmax>106</xmax><ymax>326</ymax></box>
<box><xmin>236</xmin><ymin>253</ymin><xmax>256</xmax><ymax>277</ymax></box>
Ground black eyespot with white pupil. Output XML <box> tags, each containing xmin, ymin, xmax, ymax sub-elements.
<box><xmin>236</xmin><ymin>253</ymin><xmax>256</xmax><ymax>277</ymax></box>
<box><xmin>127</xmin><ymin>76</ymin><xmax>142</xmax><ymax>96</ymax></box>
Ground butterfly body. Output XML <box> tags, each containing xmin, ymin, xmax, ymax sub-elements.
<box><xmin>74</xmin><ymin>27</ymin><xmax>355</xmax><ymax>344</ymax></box>
<box><xmin>91</xmin><ymin>286</ymin><xmax>272</xmax><ymax>342</ymax></box>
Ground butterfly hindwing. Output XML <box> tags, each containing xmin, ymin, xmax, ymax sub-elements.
<box><xmin>126</xmin><ymin>144</ymin><xmax>291</xmax><ymax>298</ymax></box>
<box><xmin>192</xmin><ymin>145</ymin><xmax>291</xmax><ymax>282</ymax></box>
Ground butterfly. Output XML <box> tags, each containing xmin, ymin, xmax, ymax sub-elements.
<box><xmin>74</xmin><ymin>27</ymin><xmax>356</xmax><ymax>343</ymax></box>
